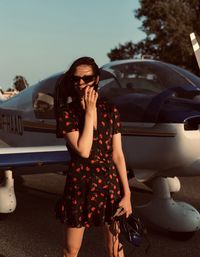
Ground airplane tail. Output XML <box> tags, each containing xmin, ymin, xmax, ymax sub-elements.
<box><xmin>190</xmin><ymin>32</ymin><xmax>200</xmax><ymax>70</ymax></box>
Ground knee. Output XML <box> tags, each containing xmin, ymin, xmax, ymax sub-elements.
<box><xmin>63</xmin><ymin>246</ymin><xmax>80</xmax><ymax>257</ymax></box>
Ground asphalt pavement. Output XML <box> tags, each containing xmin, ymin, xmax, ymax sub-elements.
<box><xmin>1</xmin><ymin>172</ymin><xmax>200</xmax><ymax>257</ymax></box>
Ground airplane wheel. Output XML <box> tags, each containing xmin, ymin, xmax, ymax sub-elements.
<box><xmin>169</xmin><ymin>231</ymin><xmax>196</xmax><ymax>241</ymax></box>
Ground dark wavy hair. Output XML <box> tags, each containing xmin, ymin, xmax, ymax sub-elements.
<box><xmin>54</xmin><ymin>56</ymin><xmax>100</xmax><ymax>137</ymax></box>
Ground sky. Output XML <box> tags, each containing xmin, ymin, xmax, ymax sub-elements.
<box><xmin>0</xmin><ymin>0</ymin><xmax>145</xmax><ymax>90</ymax></box>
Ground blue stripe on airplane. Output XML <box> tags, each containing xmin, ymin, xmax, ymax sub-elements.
<box><xmin>0</xmin><ymin>150</ymin><xmax>70</xmax><ymax>168</ymax></box>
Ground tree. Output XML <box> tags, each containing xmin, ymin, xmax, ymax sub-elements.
<box><xmin>13</xmin><ymin>75</ymin><xmax>29</xmax><ymax>92</ymax></box>
<box><xmin>107</xmin><ymin>0</ymin><xmax>200</xmax><ymax>74</ymax></box>
<box><xmin>107</xmin><ymin>42</ymin><xmax>137</xmax><ymax>61</ymax></box>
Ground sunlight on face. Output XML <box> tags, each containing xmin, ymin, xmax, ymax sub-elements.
<box><xmin>73</xmin><ymin>65</ymin><xmax>96</xmax><ymax>96</ymax></box>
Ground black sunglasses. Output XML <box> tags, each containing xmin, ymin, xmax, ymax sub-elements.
<box><xmin>71</xmin><ymin>75</ymin><xmax>95</xmax><ymax>84</ymax></box>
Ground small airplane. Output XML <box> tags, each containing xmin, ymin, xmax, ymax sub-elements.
<box><xmin>1</xmin><ymin>34</ymin><xmax>200</xmax><ymax>235</ymax></box>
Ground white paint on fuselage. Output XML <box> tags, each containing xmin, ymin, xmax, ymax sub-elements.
<box><xmin>123</xmin><ymin>122</ymin><xmax>200</xmax><ymax>180</ymax></box>
<box><xmin>2</xmin><ymin>120</ymin><xmax>200</xmax><ymax>180</ymax></box>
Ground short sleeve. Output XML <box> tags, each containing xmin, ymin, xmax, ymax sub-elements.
<box><xmin>112</xmin><ymin>105</ymin><xmax>121</xmax><ymax>135</ymax></box>
<box><xmin>57</xmin><ymin>108</ymin><xmax>79</xmax><ymax>137</ymax></box>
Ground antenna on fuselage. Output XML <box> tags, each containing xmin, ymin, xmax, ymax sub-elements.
<box><xmin>190</xmin><ymin>32</ymin><xmax>200</xmax><ymax>71</ymax></box>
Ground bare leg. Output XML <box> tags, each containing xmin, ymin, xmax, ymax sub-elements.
<box><xmin>63</xmin><ymin>226</ymin><xmax>85</xmax><ymax>257</ymax></box>
<box><xmin>103</xmin><ymin>223</ymin><xmax>124</xmax><ymax>257</ymax></box>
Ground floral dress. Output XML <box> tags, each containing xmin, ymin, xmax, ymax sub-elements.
<box><xmin>57</xmin><ymin>98</ymin><xmax>122</xmax><ymax>227</ymax></box>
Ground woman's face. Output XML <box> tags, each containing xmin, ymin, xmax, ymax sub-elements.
<box><xmin>72</xmin><ymin>64</ymin><xmax>99</xmax><ymax>98</ymax></box>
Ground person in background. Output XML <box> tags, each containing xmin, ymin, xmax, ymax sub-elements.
<box><xmin>54</xmin><ymin>56</ymin><xmax>132</xmax><ymax>257</ymax></box>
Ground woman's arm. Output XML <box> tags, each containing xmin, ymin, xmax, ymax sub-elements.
<box><xmin>64</xmin><ymin>86</ymin><xmax>98</xmax><ymax>158</ymax></box>
<box><xmin>64</xmin><ymin>111</ymin><xmax>93</xmax><ymax>158</ymax></box>
<box><xmin>112</xmin><ymin>132</ymin><xmax>132</xmax><ymax>217</ymax></box>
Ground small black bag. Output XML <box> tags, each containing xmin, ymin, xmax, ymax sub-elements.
<box><xmin>117</xmin><ymin>214</ymin><xmax>150</xmax><ymax>253</ymax></box>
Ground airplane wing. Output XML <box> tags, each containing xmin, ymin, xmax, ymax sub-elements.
<box><xmin>0</xmin><ymin>145</ymin><xmax>70</xmax><ymax>169</ymax></box>
<box><xmin>190</xmin><ymin>32</ymin><xmax>200</xmax><ymax>70</ymax></box>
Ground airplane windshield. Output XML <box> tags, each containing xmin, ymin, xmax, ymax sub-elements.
<box><xmin>99</xmin><ymin>61</ymin><xmax>200</xmax><ymax>123</ymax></box>
<box><xmin>108</xmin><ymin>61</ymin><xmax>198</xmax><ymax>95</ymax></box>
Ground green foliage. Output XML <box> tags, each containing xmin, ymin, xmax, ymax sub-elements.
<box><xmin>107</xmin><ymin>42</ymin><xmax>137</xmax><ymax>60</ymax></box>
<box><xmin>107</xmin><ymin>0</ymin><xmax>200</xmax><ymax>74</ymax></box>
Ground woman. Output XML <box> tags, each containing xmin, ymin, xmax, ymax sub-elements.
<box><xmin>54</xmin><ymin>57</ymin><xmax>132</xmax><ymax>257</ymax></box>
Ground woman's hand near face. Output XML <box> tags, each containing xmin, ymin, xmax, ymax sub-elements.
<box><xmin>84</xmin><ymin>86</ymin><xmax>98</xmax><ymax>115</ymax></box>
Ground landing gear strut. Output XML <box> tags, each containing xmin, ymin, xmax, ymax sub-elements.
<box><xmin>136</xmin><ymin>177</ymin><xmax>200</xmax><ymax>232</ymax></box>
<box><xmin>0</xmin><ymin>170</ymin><xmax>16</xmax><ymax>213</ymax></box>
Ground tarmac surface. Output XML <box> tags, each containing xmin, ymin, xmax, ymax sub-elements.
<box><xmin>1</xmin><ymin>171</ymin><xmax>200</xmax><ymax>257</ymax></box>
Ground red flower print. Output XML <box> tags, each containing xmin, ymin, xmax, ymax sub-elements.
<box><xmin>76</xmin><ymin>168</ymin><xmax>80</xmax><ymax>172</ymax></box>
<box><xmin>72</xmin><ymin>200</ymin><xmax>77</xmax><ymax>205</ymax></box>
<box><xmin>62</xmin><ymin>130</ymin><xmax>66</xmax><ymax>135</ymax></box>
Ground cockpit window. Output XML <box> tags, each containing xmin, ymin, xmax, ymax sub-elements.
<box><xmin>98</xmin><ymin>70</ymin><xmax>121</xmax><ymax>99</ymax></box>
<box><xmin>33</xmin><ymin>74</ymin><xmax>61</xmax><ymax>119</ymax></box>
<box><xmin>105</xmin><ymin>61</ymin><xmax>199</xmax><ymax>98</ymax></box>
<box><xmin>110</xmin><ymin>62</ymin><xmax>163</xmax><ymax>94</ymax></box>
<box><xmin>34</xmin><ymin>92</ymin><xmax>54</xmax><ymax>119</ymax></box>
